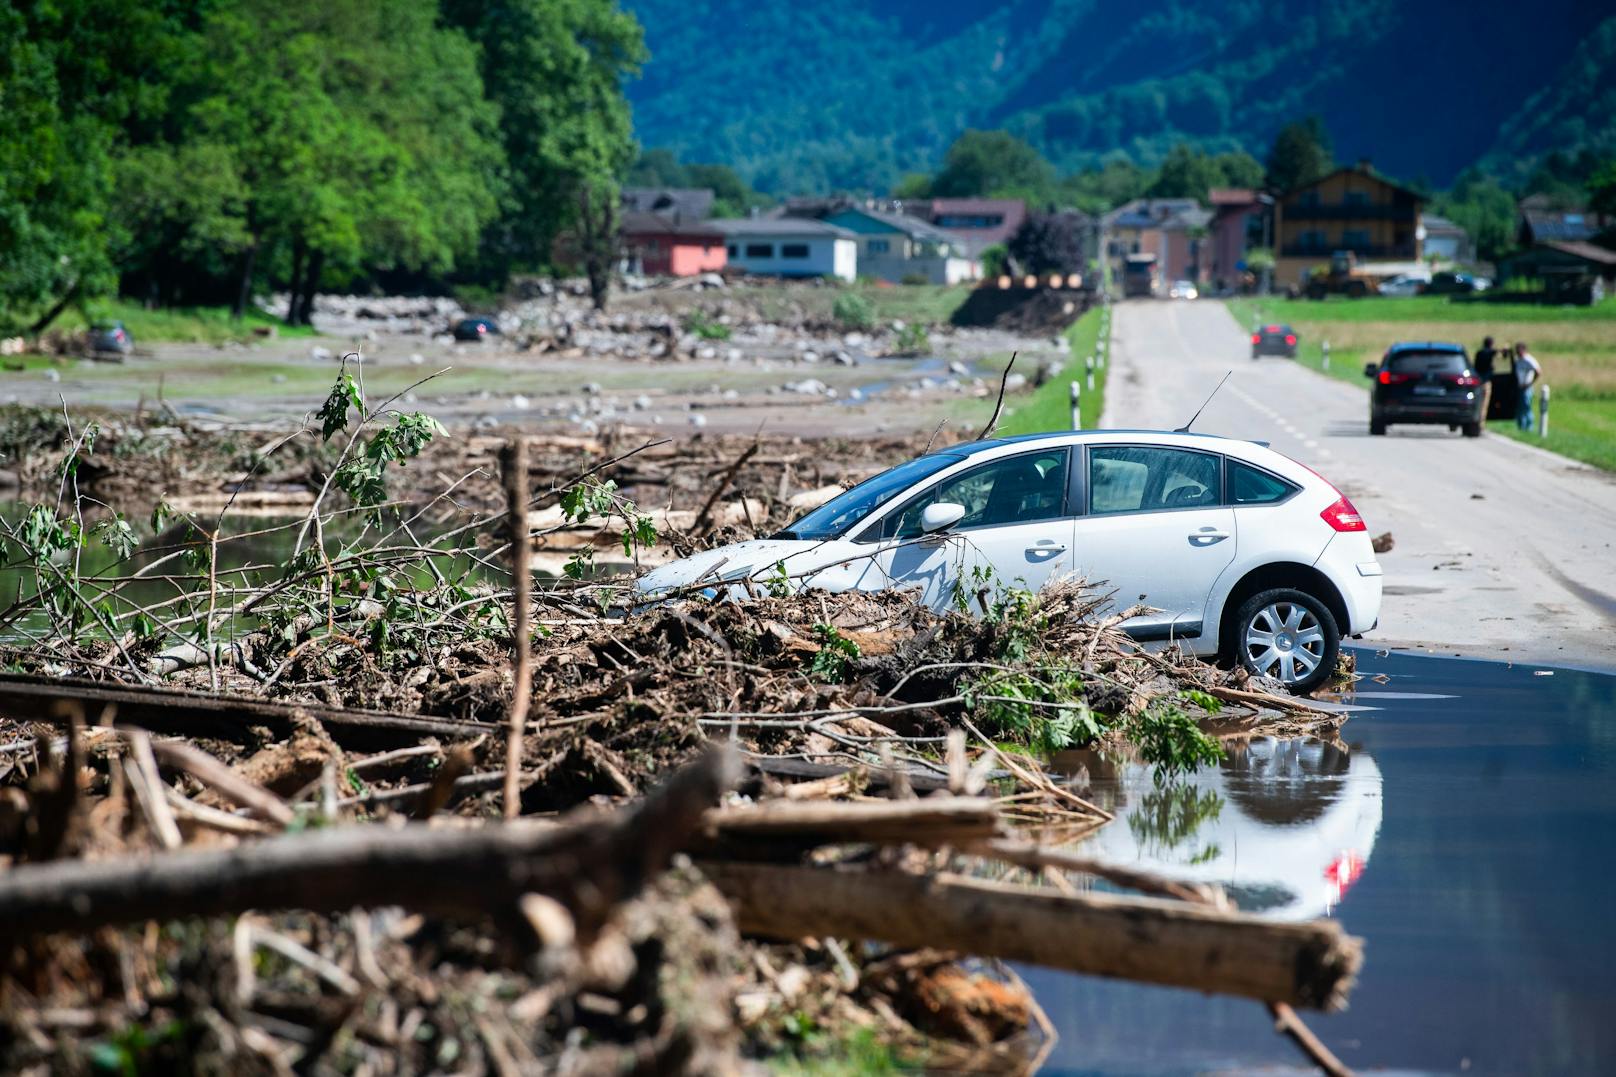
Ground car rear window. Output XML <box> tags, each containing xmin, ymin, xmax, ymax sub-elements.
<box><xmin>1229</xmin><ymin>460</ymin><xmax>1297</xmax><ymax>505</ymax></box>
<box><xmin>1387</xmin><ymin>350</ymin><xmax>1466</xmax><ymax>374</ymax></box>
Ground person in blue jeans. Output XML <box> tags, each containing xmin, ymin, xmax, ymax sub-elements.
<box><xmin>1513</xmin><ymin>341</ymin><xmax>1542</xmax><ymax>432</ymax></box>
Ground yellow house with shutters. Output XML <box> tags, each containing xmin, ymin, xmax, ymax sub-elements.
<box><xmin>1274</xmin><ymin>162</ymin><xmax>1425</xmax><ymax>288</ymax></box>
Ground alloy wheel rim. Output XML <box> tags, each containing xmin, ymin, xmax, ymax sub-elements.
<box><xmin>1243</xmin><ymin>602</ymin><xmax>1326</xmax><ymax>684</ymax></box>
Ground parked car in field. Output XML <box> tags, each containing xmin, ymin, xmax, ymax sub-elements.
<box><xmin>638</xmin><ymin>431</ymin><xmax>1382</xmax><ymax>693</ymax></box>
<box><xmin>452</xmin><ymin>316</ymin><xmax>500</xmax><ymax>342</ymax></box>
<box><xmin>1364</xmin><ymin>342</ymin><xmax>1483</xmax><ymax>437</ymax></box>
<box><xmin>1251</xmin><ymin>324</ymin><xmax>1297</xmax><ymax>359</ymax></box>
<box><xmin>88</xmin><ymin>320</ymin><xmax>134</xmax><ymax>357</ymax></box>
<box><xmin>1424</xmin><ymin>271</ymin><xmax>1486</xmax><ymax>296</ymax></box>
<box><xmin>1168</xmin><ymin>280</ymin><xmax>1199</xmax><ymax>300</ymax></box>
<box><xmin>1376</xmin><ymin>274</ymin><xmax>1425</xmax><ymax>297</ymax></box>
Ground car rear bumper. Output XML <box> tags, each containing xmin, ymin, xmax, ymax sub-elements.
<box><xmin>1377</xmin><ymin>401</ymin><xmax>1480</xmax><ymax>422</ymax></box>
<box><xmin>1314</xmin><ymin>533</ymin><xmax>1382</xmax><ymax>636</ymax></box>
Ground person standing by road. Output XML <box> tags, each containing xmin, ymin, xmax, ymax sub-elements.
<box><xmin>1513</xmin><ymin>341</ymin><xmax>1543</xmax><ymax>432</ymax></box>
<box><xmin>1474</xmin><ymin>336</ymin><xmax>1498</xmax><ymax>420</ymax></box>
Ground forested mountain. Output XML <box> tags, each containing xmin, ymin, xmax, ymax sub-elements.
<box><xmin>624</xmin><ymin>0</ymin><xmax>1615</xmax><ymax>192</ymax></box>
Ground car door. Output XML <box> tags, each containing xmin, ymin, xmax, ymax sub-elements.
<box><xmin>866</xmin><ymin>448</ymin><xmax>1075</xmax><ymax>612</ymax></box>
<box><xmin>1074</xmin><ymin>444</ymin><xmax>1235</xmax><ymax>642</ymax></box>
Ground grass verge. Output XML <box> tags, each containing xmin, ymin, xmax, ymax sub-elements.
<box><xmin>998</xmin><ymin>304</ymin><xmax>1107</xmax><ymax>434</ymax></box>
<box><xmin>1225</xmin><ymin>296</ymin><xmax>1616</xmax><ymax>472</ymax></box>
<box><xmin>54</xmin><ymin>299</ymin><xmax>319</xmax><ymax>345</ymax></box>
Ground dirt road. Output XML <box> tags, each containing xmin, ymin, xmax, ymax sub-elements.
<box><xmin>1103</xmin><ymin>299</ymin><xmax>1616</xmax><ymax>671</ymax></box>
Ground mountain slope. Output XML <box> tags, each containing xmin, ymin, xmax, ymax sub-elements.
<box><xmin>623</xmin><ymin>0</ymin><xmax>1610</xmax><ymax>192</ymax></box>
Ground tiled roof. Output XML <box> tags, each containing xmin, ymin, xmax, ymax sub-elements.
<box><xmin>711</xmin><ymin>218</ymin><xmax>858</xmax><ymax>238</ymax></box>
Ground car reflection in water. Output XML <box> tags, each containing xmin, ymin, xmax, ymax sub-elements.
<box><xmin>1056</xmin><ymin>736</ymin><xmax>1383</xmax><ymax>921</ymax></box>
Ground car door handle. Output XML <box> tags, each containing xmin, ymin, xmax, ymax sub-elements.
<box><xmin>1027</xmin><ymin>541</ymin><xmax>1067</xmax><ymax>557</ymax></box>
<box><xmin>1188</xmin><ymin>528</ymin><xmax>1229</xmax><ymax>546</ymax></box>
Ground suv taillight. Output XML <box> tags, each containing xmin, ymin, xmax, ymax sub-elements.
<box><xmin>1251</xmin><ymin>333</ymin><xmax>1261</xmax><ymax>344</ymax></box>
<box><xmin>1320</xmin><ymin>495</ymin><xmax>1366</xmax><ymax>532</ymax></box>
<box><xmin>1378</xmin><ymin>371</ymin><xmax>1414</xmax><ymax>385</ymax></box>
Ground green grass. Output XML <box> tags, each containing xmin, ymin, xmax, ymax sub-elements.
<box><xmin>55</xmin><ymin>299</ymin><xmax>320</xmax><ymax>346</ymax></box>
<box><xmin>998</xmin><ymin>305</ymin><xmax>1108</xmax><ymax>434</ymax></box>
<box><xmin>1226</xmin><ymin>295</ymin><xmax>1616</xmax><ymax>472</ymax></box>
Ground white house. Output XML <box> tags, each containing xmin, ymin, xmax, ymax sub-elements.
<box><xmin>822</xmin><ymin>207</ymin><xmax>980</xmax><ymax>284</ymax></box>
<box><xmin>712</xmin><ymin>218</ymin><xmax>858</xmax><ymax>281</ymax></box>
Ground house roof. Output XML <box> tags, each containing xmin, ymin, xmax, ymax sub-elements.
<box><xmin>926</xmin><ymin>198</ymin><xmax>1027</xmax><ymax>220</ymax></box>
<box><xmin>1421</xmin><ymin>214</ymin><xmax>1466</xmax><ymax>236</ymax></box>
<box><xmin>829</xmin><ymin>207</ymin><xmax>964</xmax><ymax>246</ymax></box>
<box><xmin>1522</xmin><ymin>209</ymin><xmax>1599</xmax><ymax>243</ymax></box>
<box><xmin>1279</xmin><ymin>164</ymin><xmax>1425</xmax><ymax>203</ymax></box>
<box><xmin>621</xmin><ymin>187</ymin><xmax>713</xmax><ymax>221</ymax></box>
<box><xmin>1540</xmin><ymin>240</ymin><xmax>1616</xmax><ymax>266</ymax></box>
<box><xmin>711</xmin><ymin>217</ymin><xmax>857</xmax><ymax>239</ymax></box>
<box><xmin>1159</xmin><ymin>207</ymin><xmax>1213</xmax><ymax>231</ymax></box>
<box><xmin>620</xmin><ymin>211</ymin><xmax>724</xmax><ymax>240</ymax></box>
<box><xmin>1208</xmin><ymin>188</ymin><xmax>1258</xmax><ymax>207</ymax></box>
<box><xmin>1102</xmin><ymin>198</ymin><xmax>1201</xmax><ymax>228</ymax></box>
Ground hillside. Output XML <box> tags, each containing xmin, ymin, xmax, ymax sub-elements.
<box><xmin>623</xmin><ymin>0</ymin><xmax>1613</xmax><ymax>192</ymax></box>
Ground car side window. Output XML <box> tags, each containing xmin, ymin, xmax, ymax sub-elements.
<box><xmin>1228</xmin><ymin>460</ymin><xmax>1297</xmax><ymax>505</ymax></box>
<box><xmin>1089</xmin><ymin>446</ymin><xmax>1219</xmax><ymax>514</ymax></box>
<box><xmin>878</xmin><ymin>449</ymin><xmax>1069</xmax><ymax>539</ymax></box>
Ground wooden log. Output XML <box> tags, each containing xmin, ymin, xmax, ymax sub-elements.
<box><xmin>703</xmin><ymin>862</ymin><xmax>1361</xmax><ymax>1011</ymax></box>
<box><xmin>0</xmin><ymin>749</ymin><xmax>736</xmax><ymax>941</ymax></box>
<box><xmin>0</xmin><ymin>673</ymin><xmax>494</xmax><ymax>750</ymax></box>
<box><xmin>699</xmin><ymin>796</ymin><xmax>1001</xmax><ymax>851</ymax></box>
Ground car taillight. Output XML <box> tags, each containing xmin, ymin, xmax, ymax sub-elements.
<box><xmin>1378</xmin><ymin>371</ymin><xmax>1413</xmax><ymax>385</ymax></box>
<box><xmin>1251</xmin><ymin>333</ymin><xmax>1261</xmax><ymax>344</ymax></box>
<box><xmin>1444</xmin><ymin>374</ymin><xmax>1479</xmax><ymax>386</ymax></box>
<box><xmin>477</xmin><ymin>324</ymin><xmax>487</xmax><ymax>333</ymax></box>
<box><xmin>1320</xmin><ymin>495</ymin><xmax>1366</xmax><ymax>532</ymax></box>
<box><xmin>1284</xmin><ymin>334</ymin><xmax>1296</xmax><ymax>345</ymax></box>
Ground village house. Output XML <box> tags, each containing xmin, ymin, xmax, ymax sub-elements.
<box><xmin>1420</xmin><ymin>214</ymin><xmax>1472</xmax><ymax>263</ymax></box>
<box><xmin>909</xmin><ymin>198</ymin><xmax>1027</xmax><ymax>259</ymax></box>
<box><xmin>821</xmin><ymin>206</ymin><xmax>979</xmax><ymax>284</ymax></box>
<box><xmin>712</xmin><ymin>218</ymin><xmax>858</xmax><ymax>281</ymax></box>
<box><xmin>619</xmin><ymin>212</ymin><xmax>727</xmax><ymax>277</ymax></box>
<box><xmin>620</xmin><ymin>187</ymin><xmax>714</xmax><ymax>221</ymax></box>
<box><xmin>1273</xmin><ymin>161</ymin><xmax>1424</xmax><ymax>288</ymax></box>
<box><xmin>1103</xmin><ymin>198</ymin><xmax>1209</xmax><ymax>285</ymax></box>
<box><xmin>1516</xmin><ymin>193</ymin><xmax>1611</xmax><ymax>247</ymax></box>
<box><xmin>1208</xmin><ymin>188</ymin><xmax>1272</xmax><ymax>291</ymax></box>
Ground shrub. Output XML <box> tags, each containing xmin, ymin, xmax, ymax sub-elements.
<box><xmin>831</xmin><ymin>291</ymin><xmax>875</xmax><ymax>329</ymax></box>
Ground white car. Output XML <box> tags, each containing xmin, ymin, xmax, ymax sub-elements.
<box><xmin>1169</xmin><ymin>280</ymin><xmax>1199</xmax><ymax>300</ymax></box>
<box><xmin>637</xmin><ymin>431</ymin><xmax>1383</xmax><ymax>693</ymax></box>
<box><xmin>1376</xmin><ymin>274</ymin><xmax>1426</xmax><ymax>297</ymax></box>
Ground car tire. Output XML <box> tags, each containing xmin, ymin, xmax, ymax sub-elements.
<box><xmin>1462</xmin><ymin>421</ymin><xmax>1482</xmax><ymax>438</ymax></box>
<box><xmin>1230</xmin><ymin>588</ymin><xmax>1340</xmax><ymax>695</ymax></box>
<box><xmin>1370</xmin><ymin>417</ymin><xmax>1387</xmax><ymax>436</ymax></box>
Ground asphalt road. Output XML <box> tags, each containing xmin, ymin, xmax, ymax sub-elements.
<box><xmin>1103</xmin><ymin>298</ymin><xmax>1616</xmax><ymax>671</ymax></box>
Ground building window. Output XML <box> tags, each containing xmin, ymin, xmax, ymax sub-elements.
<box><xmin>744</xmin><ymin>243</ymin><xmax>773</xmax><ymax>259</ymax></box>
<box><xmin>781</xmin><ymin>243</ymin><xmax>810</xmax><ymax>259</ymax></box>
<box><xmin>1300</xmin><ymin>229</ymin><xmax>1327</xmax><ymax>250</ymax></box>
<box><xmin>1344</xmin><ymin>191</ymin><xmax>1370</xmax><ymax>207</ymax></box>
<box><xmin>1342</xmin><ymin>229</ymin><xmax>1370</xmax><ymax>249</ymax></box>
<box><xmin>867</xmin><ymin>239</ymin><xmax>890</xmax><ymax>254</ymax></box>
<box><xmin>727</xmin><ymin>245</ymin><xmax>737</xmax><ymax>257</ymax></box>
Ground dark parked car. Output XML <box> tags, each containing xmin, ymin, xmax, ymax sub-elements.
<box><xmin>1364</xmin><ymin>342</ymin><xmax>1483</xmax><ymax>437</ymax></box>
<box><xmin>88</xmin><ymin>320</ymin><xmax>134</xmax><ymax>357</ymax></box>
<box><xmin>452</xmin><ymin>316</ymin><xmax>500</xmax><ymax>342</ymax></box>
<box><xmin>1251</xmin><ymin>323</ymin><xmax>1297</xmax><ymax>359</ymax></box>
<box><xmin>1424</xmin><ymin>271</ymin><xmax>1479</xmax><ymax>296</ymax></box>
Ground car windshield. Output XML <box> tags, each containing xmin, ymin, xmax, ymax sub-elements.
<box><xmin>775</xmin><ymin>453</ymin><xmax>961</xmax><ymax>541</ymax></box>
<box><xmin>1388</xmin><ymin>350</ymin><xmax>1467</xmax><ymax>375</ymax></box>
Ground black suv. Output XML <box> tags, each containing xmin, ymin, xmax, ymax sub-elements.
<box><xmin>1364</xmin><ymin>342</ymin><xmax>1483</xmax><ymax>437</ymax></box>
<box><xmin>1251</xmin><ymin>323</ymin><xmax>1297</xmax><ymax>359</ymax></box>
<box><xmin>452</xmin><ymin>316</ymin><xmax>500</xmax><ymax>342</ymax></box>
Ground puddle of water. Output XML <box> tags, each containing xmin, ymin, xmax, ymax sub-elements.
<box><xmin>1025</xmin><ymin>647</ymin><xmax>1616</xmax><ymax>1075</ymax></box>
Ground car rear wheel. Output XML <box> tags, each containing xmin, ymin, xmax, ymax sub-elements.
<box><xmin>1370</xmin><ymin>417</ymin><xmax>1387</xmax><ymax>435</ymax></box>
<box><xmin>1233</xmin><ymin>588</ymin><xmax>1340</xmax><ymax>694</ymax></box>
<box><xmin>1462</xmin><ymin>421</ymin><xmax>1481</xmax><ymax>438</ymax></box>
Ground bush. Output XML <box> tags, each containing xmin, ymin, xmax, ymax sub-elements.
<box><xmin>831</xmin><ymin>291</ymin><xmax>875</xmax><ymax>329</ymax></box>
<box><xmin>891</xmin><ymin>323</ymin><xmax>930</xmax><ymax>355</ymax></box>
<box><xmin>980</xmin><ymin>243</ymin><xmax>1010</xmax><ymax>278</ymax></box>
<box><xmin>683</xmin><ymin>309</ymin><xmax>731</xmax><ymax>340</ymax></box>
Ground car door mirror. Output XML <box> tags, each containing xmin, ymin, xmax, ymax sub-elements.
<box><xmin>920</xmin><ymin>502</ymin><xmax>965</xmax><ymax>533</ymax></box>
<box><xmin>1363</xmin><ymin>363</ymin><xmax>1378</xmax><ymax>379</ymax></box>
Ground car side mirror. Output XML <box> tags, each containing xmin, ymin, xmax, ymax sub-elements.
<box><xmin>920</xmin><ymin>502</ymin><xmax>965</xmax><ymax>534</ymax></box>
<box><xmin>1363</xmin><ymin>363</ymin><xmax>1378</xmax><ymax>379</ymax></box>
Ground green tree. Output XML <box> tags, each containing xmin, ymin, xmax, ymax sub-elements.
<box><xmin>931</xmin><ymin>130</ymin><xmax>1053</xmax><ymax>199</ymax></box>
<box><xmin>443</xmin><ymin>0</ymin><xmax>646</xmax><ymax>277</ymax></box>
<box><xmin>1432</xmin><ymin>168</ymin><xmax>1518</xmax><ymax>263</ymax></box>
<box><xmin>1264</xmin><ymin>117</ymin><xmax>1334</xmax><ymax>194</ymax></box>
<box><xmin>1584</xmin><ymin>159</ymin><xmax>1616</xmax><ymax>217</ymax></box>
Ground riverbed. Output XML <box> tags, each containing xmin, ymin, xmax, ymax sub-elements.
<box><xmin>1028</xmin><ymin>647</ymin><xmax>1616</xmax><ymax>1075</ymax></box>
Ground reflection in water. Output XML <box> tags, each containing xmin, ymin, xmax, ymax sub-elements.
<box><xmin>1068</xmin><ymin>735</ymin><xmax>1382</xmax><ymax>921</ymax></box>
<box><xmin>1024</xmin><ymin>650</ymin><xmax>1616</xmax><ymax>1075</ymax></box>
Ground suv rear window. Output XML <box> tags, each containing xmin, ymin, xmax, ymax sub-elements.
<box><xmin>1388</xmin><ymin>350</ymin><xmax>1467</xmax><ymax>375</ymax></box>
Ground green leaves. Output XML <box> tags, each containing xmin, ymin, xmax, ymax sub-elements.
<box><xmin>93</xmin><ymin>515</ymin><xmax>138</xmax><ymax>560</ymax></box>
<box><xmin>560</xmin><ymin>478</ymin><xmax>618</xmax><ymax>523</ymax></box>
<box><xmin>318</xmin><ymin>372</ymin><xmax>363</xmax><ymax>441</ymax></box>
<box><xmin>809</xmin><ymin>623</ymin><xmax>860</xmax><ymax>683</ymax></box>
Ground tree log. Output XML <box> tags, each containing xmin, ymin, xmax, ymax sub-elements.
<box><xmin>703</xmin><ymin>862</ymin><xmax>1361</xmax><ymax>1011</ymax></box>
<box><xmin>0</xmin><ymin>750</ymin><xmax>736</xmax><ymax>942</ymax></box>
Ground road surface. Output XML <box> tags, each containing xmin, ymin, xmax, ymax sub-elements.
<box><xmin>1103</xmin><ymin>299</ymin><xmax>1616</xmax><ymax>672</ymax></box>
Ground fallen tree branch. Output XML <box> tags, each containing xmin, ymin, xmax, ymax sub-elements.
<box><xmin>975</xmin><ymin>351</ymin><xmax>1018</xmax><ymax>441</ymax></box>
<box><xmin>703</xmin><ymin>862</ymin><xmax>1361</xmax><ymax>1011</ymax></box>
<box><xmin>0</xmin><ymin>749</ymin><xmax>737</xmax><ymax>942</ymax></box>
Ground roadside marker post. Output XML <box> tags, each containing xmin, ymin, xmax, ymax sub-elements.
<box><xmin>1540</xmin><ymin>385</ymin><xmax>1550</xmax><ymax>438</ymax></box>
<box><xmin>1086</xmin><ymin>355</ymin><xmax>1095</xmax><ymax>391</ymax></box>
<box><xmin>1322</xmin><ymin>341</ymin><xmax>1331</xmax><ymax>370</ymax></box>
<box><xmin>1070</xmin><ymin>382</ymin><xmax>1082</xmax><ymax>429</ymax></box>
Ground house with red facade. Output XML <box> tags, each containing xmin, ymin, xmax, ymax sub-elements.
<box><xmin>620</xmin><ymin>211</ymin><xmax>727</xmax><ymax>277</ymax></box>
<box><xmin>1208</xmin><ymin>188</ymin><xmax>1273</xmax><ymax>291</ymax></box>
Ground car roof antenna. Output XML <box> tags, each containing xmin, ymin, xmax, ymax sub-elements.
<box><xmin>1175</xmin><ymin>371</ymin><xmax>1232</xmax><ymax>433</ymax></box>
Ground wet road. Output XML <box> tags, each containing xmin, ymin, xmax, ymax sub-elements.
<box><xmin>1027</xmin><ymin>648</ymin><xmax>1616</xmax><ymax>1075</ymax></box>
<box><xmin>1103</xmin><ymin>299</ymin><xmax>1616</xmax><ymax>671</ymax></box>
